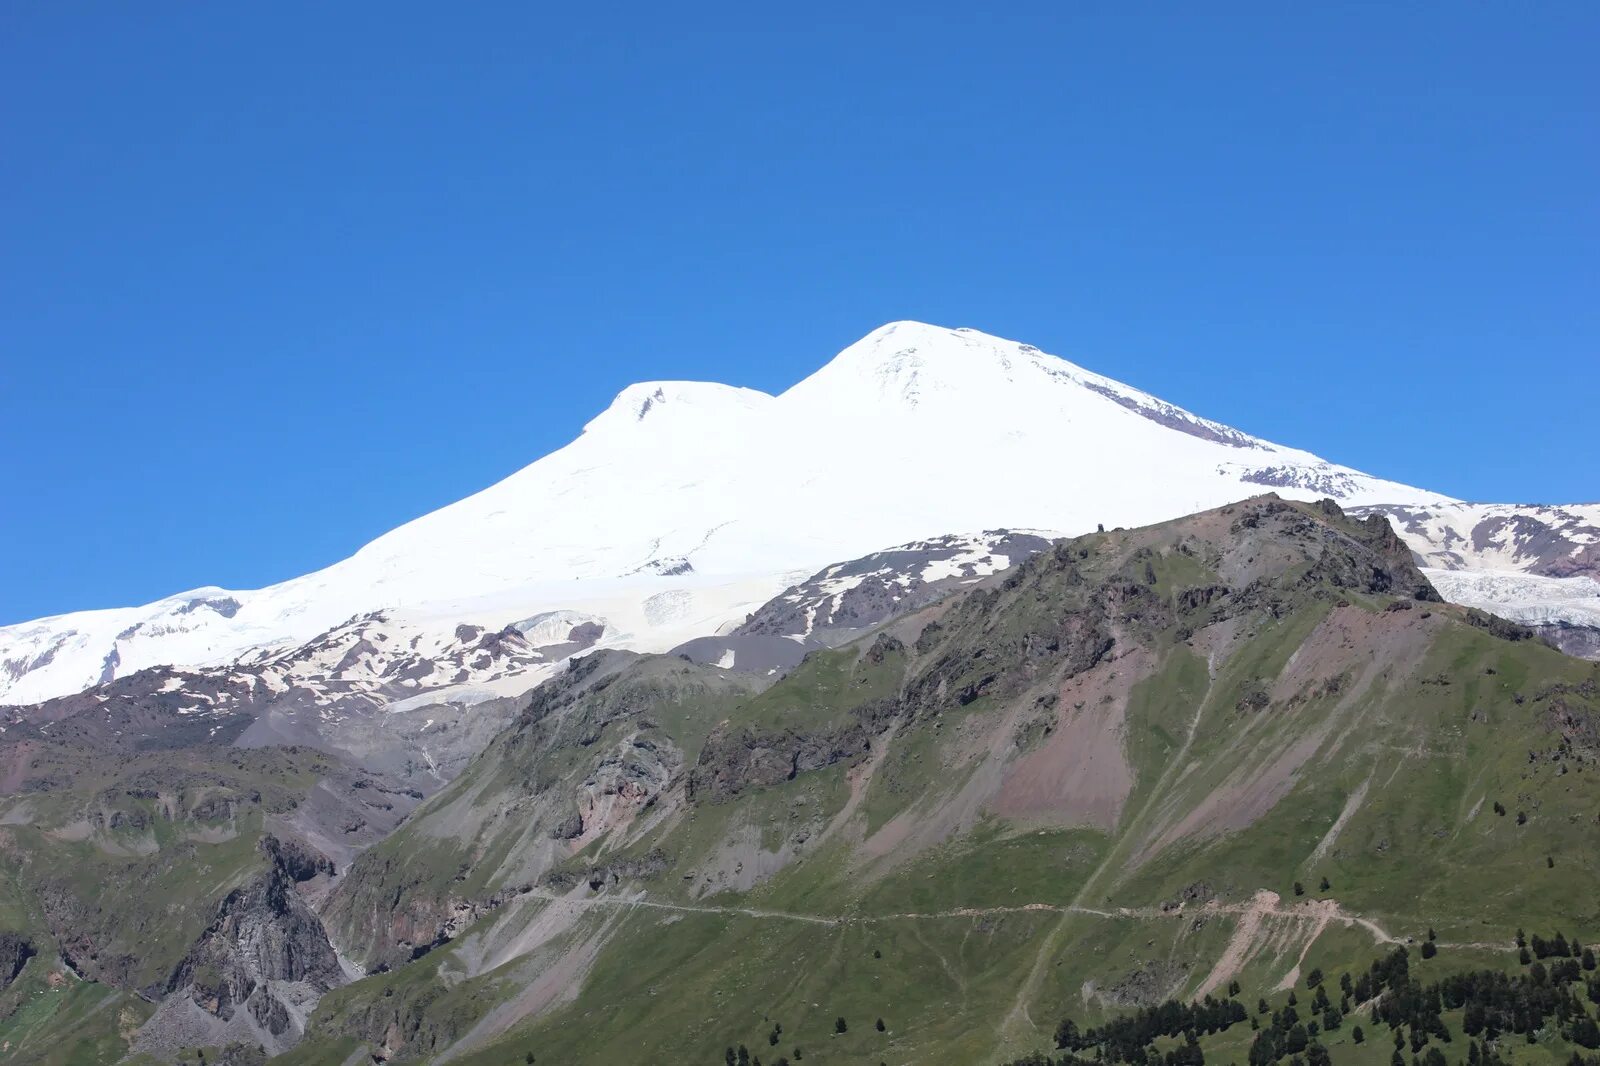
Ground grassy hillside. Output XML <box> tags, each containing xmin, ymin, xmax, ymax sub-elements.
<box><xmin>272</xmin><ymin>497</ymin><xmax>1600</xmax><ymax>1065</ymax></box>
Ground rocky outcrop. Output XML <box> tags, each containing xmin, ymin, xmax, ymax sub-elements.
<box><xmin>0</xmin><ymin>931</ymin><xmax>35</xmax><ymax>990</ymax></box>
<box><xmin>155</xmin><ymin>834</ymin><xmax>346</xmax><ymax>1049</ymax></box>
<box><xmin>687</xmin><ymin>719</ymin><xmax>878</xmax><ymax>803</ymax></box>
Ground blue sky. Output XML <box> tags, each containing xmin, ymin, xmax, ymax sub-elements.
<box><xmin>2</xmin><ymin>5</ymin><xmax>1596</xmax><ymax>624</ymax></box>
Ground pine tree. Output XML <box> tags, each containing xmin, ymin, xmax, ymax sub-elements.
<box><xmin>1294</xmin><ymin>881</ymin><xmax>1305</xmax><ymax>897</ymax></box>
<box><xmin>1319</xmin><ymin>877</ymin><xmax>1330</xmax><ymax>892</ymax></box>
<box><xmin>876</xmin><ymin>1018</ymin><xmax>885</xmax><ymax>1032</ymax></box>
<box><xmin>835</xmin><ymin>1017</ymin><xmax>848</xmax><ymax>1035</ymax></box>
<box><xmin>1353</xmin><ymin>1026</ymin><xmax>1365</xmax><ymax>1044</ymax></box>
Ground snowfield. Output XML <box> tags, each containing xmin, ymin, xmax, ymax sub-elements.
<box><xmin>8</xmin><ymin>319</ymin><xmax>1580</xmax><ymax>705</ymax></box>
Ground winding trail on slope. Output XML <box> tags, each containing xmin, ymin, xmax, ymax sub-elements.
<box><xmin>513</xmin><ymin>886</ymin><xmax>1494</xmax><ymax>951</ymax></box>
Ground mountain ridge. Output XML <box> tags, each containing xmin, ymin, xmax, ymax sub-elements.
<box><xmin>1</xmin><ymin>321</ymin><xmax>1458</xmax><ymax>707</ymax></box>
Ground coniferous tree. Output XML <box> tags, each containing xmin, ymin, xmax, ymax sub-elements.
<box><xmin>876</xmin><ymin>1018</ymin><xmax>886</xmax><ymax>1033</ymax></box>
<box><xmin>1353</xmin><ymin>1026</ymin><xmax>1365</xmax><ymax>1044</ymax></box>
<box><xmin>835</xmin><ymin>1017</ymin><xmax>848</xmax><ymax>1035</ymax></box>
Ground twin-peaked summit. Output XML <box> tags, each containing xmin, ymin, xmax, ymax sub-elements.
<box><xmin>2</xmin><ymin>322</ymin><xmax>1454</xmax><ymax>705</ymax></box>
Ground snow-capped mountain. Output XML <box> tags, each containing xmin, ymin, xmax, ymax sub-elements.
<box><xmin>1</xmin><ymin>320</ymin><xmax>1464</xmax><ymax>706</ymax></box>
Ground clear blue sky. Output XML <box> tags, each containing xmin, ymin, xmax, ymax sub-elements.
<box><xmin>2</xmin><ymin>5</ymin><xmax>1596</xmax><ymax>624</ymax></box>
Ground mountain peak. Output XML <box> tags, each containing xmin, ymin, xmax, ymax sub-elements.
<box><xmin>582</xmin><ymin>379</ymin><xmax>773</xmax><ymax>435</ymax></box>
<box><xmin>1</xmin><ymin>320</ymin><xmax>1461</xmax><ymax>705</ymax></box>
<box><xmin>784</xmin><ymin>320</ymin><xmax>1060</xmax><ymax>411</ymax></box>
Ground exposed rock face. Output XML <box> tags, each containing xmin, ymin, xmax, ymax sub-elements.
<box><xmin>687</xmin><ymin>718</ymin><xmax>878</xmax><ymax>804</ymax></box>
<box><xmin>148</xmin><ymin>835</ymin><xmax>347</xmax><ymax>1055</ymax></box>
<box><xmin>322</xmin><ymin>652</ymin><xmax>762</xmax><ymax>971</ymax></box>
<box><xmin>0</xmin><ymin>931</ymin><xmax>35</xmax><ymax>990</ymax></box>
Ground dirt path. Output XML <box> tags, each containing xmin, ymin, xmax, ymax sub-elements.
<box><xmin>513</xmin><ymin>885</ymin><xmax>1479</xmax><ymax>948</ymax></box>
<box><xmin>1194</xmin><ymin>889</ymin><xmax>1281</xmax><ymax>999</ymax></box>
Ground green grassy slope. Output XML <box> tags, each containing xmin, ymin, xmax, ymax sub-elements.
<box><xmin>277</xmin><ymin>498</ymin><xmax>1599</xmax><ymax>1065</ymax></box>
